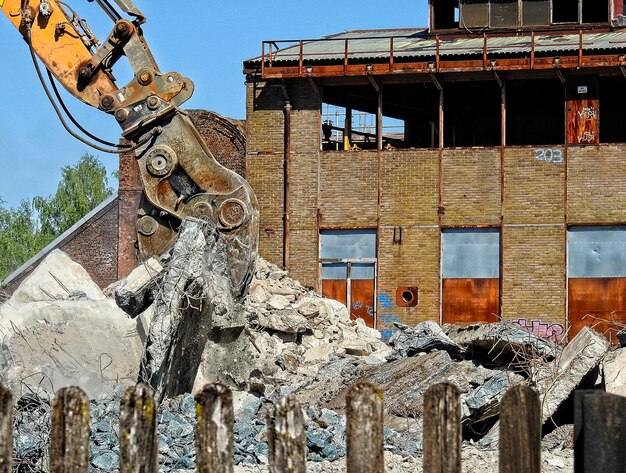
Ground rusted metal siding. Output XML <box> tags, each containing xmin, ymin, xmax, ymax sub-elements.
<box><xmin>442</xmin><ymin>229</ymin><xmax>501</xmax><ymax>325</ymax></box>
<box><xmin>566</xmin><ymin>78</ymin><xmax>599</xmax><ymax>145</ymax></box>
<box><xmin>351</xmin><ymin>279</ymin><xmax>376</xmax><ymax>328</ymax></box>
<box><xmin>568</xmin><ymin>227</ymin><xmax>626</xmax><ymax>344</ymax></box>
<box><xmin>322</xmin><ymin>280</ymin><xmax>348</xmax><ymax>306</ymax></box>
<box><xmin>568</xmin><ymin>278</ymin><xmax>626</xmax><ymax>344</ymax></box>
<box><xmin>442</xmin><ymin>278</ymin><xmax>500</xmax><ymax>325</ymax></box>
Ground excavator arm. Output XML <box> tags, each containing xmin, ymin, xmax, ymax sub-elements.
<box><xmin>1</xmin><ymin>0</ymin><xmax>259</xmax><ymax>296</ymax></box>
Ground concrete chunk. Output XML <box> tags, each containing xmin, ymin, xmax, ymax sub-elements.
<box><xmin>114</xmin><ymin>258</ymin><xmax>163</xmax><ymax>317</ymax></box>
<box><xmin>535</xmin><ymin>327</ymin><xmax>609</xmax><ymax>424</ymax></box>
<box><xmin>328</xmin><ymin>351</ymin><xmax>521</xmax><ymax>426</ymax></box>
<box><xmin>9</xmin><ymin>250</ymin><xmax>105</xmax><ymax>303</ymax></box>
<box><xmin>389</xmin><ymin>321</ymin><xmax>462</xmax><ymax>359</ymax></box>
<box><xmin>603</xmin><ymin>348</ymin><xmax>626</xmax><ymax>397</ymax></box>
<box><xmin>445</xmin><ymin>322</ymin><xmax>561</xmax><ymax>362</ymax></box>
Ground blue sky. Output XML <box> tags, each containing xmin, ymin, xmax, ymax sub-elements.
<box><xmin>0</xmin><ymin>1</ymin><xmax>427</xmax><ymax>209</ymax></box>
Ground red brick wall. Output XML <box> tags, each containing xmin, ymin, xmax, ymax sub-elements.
<box><xmin>3</xmin><ymin>197</ymin><xmax>119</xmax><ymax>293</ymax></box>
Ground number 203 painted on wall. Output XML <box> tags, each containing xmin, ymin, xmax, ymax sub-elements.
<box><xmin>534</xmin><ymin>148</ymin><xmax>563</xmax><ymax>164</ymax></box>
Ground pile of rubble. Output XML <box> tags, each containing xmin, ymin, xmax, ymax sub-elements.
<box><xmin>2</xmin><ymin>217</ymin><xmax>626</xmax><ymax>472</ymax></box>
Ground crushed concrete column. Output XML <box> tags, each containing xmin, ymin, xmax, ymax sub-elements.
<box><xmin>139</xmin><ymin>217</ymin><xmax>244</xmax><ymax>401</ymax></box>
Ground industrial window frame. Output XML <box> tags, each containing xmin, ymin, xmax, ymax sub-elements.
<box><xmin>319</xmin><ymin>229</ymin><xmax>378</xmax><ymax>328</ymax></box>
<box><xmin>433</xmin><ymin>0</ymin><xmax>611</xmax><ymax>31</ymax></box>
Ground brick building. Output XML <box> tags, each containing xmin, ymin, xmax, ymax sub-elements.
<box><xmin>243</xmin><ymin>0</ymin><xmax>626</xmax><ymax>341</ymax></box>
<box><xmin>2</xmin><ymin>110</ymin><xmax>246</xmax><ymax>295</ymax></box>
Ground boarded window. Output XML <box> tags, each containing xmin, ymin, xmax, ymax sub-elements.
<box><xmin>522</xmin><ymin>0</ymin><xmax>550</xmax><ymax>25</ymax></box>
<box><xmin>442</xmin><ymin>229</ymin><xmax>501</xmax><ymax>325</ymax></box>
<box><xmin>320</xmin><ymin>230</ymin><xmax>377</xmax><ymax>328</ymax></box>
<box><xmin>568</xmin><ymin>227</ymin><xmax>626</xmax><ymax>344</ymax></box>
<box><xmin>461</xmin><ymin>0</ymin><xmax>490</xmax><ymax>28</ymax></box>
<box><xmin>490</xmin><ymin>0</ymin><xmax>519</xmax><ymax>27</ymax></box>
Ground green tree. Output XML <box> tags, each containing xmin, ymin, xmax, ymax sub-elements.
<box><xmin>0</xmin><ymin>154</ymin><xmax>114</xmax><ymax>281</ymax></box>
<box><xmin>34</xmin><ymin>153</ymin><xmax>114</xmax><ymax>237</ymax></box>
<box><xmin>0</xmin><ymin>199</ymin><xmax>50</xmax><ymax>279</ymax></box>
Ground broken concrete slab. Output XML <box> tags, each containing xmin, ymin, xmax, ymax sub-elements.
<box><xmin>325</xmin><ymin>350</ymin><xmax>521</xmax><ymax>426</ymax></box>
<box><xmin>445</xmin><ymin>322</ymin><xmax>561</xmax><ymax>364</ymax></box>
<box><xmin>388</xmin><ymin>321</ymin><xmax>462</xmax><ymax>359</ymax></box>
<box><xmin>603</xmin><ymin>347</ymin><xmax>626</xmax><ymax>397</ymax></box>
<box><xmin>9</xmin><ymin>249</ymin><xmax>105</xmax><ymax>303</ymax></box>
<box><xmin>114</xmin><ymin>258</ymin><xmax>163</xmax><ymax>317</ymax></box>
<box><xmin>535</xmin><ymin>326</ymin><xmax>609</xmax><ymax>424</ymax></box>
<box><xmin>139</xmin><ymin>218</ymin><xmax>244</xmax><ymax>401</ymax></box>
<box><xmin>252</xmin><ymin>309</ymin><xmax>308</xmax><ymax>334</ymax></box>
<box><xmin>0</xmin><ymin>298</ymin><xmax>142</xmax><ymax>399</ymax></box>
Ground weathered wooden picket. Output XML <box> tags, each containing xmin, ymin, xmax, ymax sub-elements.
<box><xmin>0</xmin><ymin>381</ymin><xmax>620</xmax><ymax>473</ymax></box>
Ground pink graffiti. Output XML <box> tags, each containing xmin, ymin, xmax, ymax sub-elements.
<box><xmin>512</xmin><ymin>319</ymin><xmax>565</xmax><ymax>343</ymax></box>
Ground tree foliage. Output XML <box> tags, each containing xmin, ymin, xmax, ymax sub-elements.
<box><xmin>0</xmin><ymin>154</ymin><xmax>114</xmax><ymax>281</ymax></box>
<box><xmin>34</xmin><ymin>154</ymin><xmax>113</xmax><ymax>236</ymax></box>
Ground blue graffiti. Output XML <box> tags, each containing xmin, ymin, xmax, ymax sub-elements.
<box><xmin>381</xmin><ymin>314</ymin><xmax>401</xmax><ymax>325</ymax></box>
<box><xmin>377</xmin><ymin>291</ymin><xmax>400</xmax><ymax>340</ymax></box>
<box><xmin>378</xmin><ymin>293</ymin><xmax>393</xmax><ymax>310</ymax></box>
<box><xmin>381</xmin><ymin>329</ymin><xmax>394</xmax><ymax>341</ymax></box>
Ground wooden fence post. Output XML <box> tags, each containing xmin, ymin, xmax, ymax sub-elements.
<box><xmin>50</xmin><ymin>387</ymin><xmax>90</xmax><ymax>473</ymax></box>
<box><xmin>196</xmin><ymin>383</ymin><xmax>234</xmax><ymax>473</ymax></box>
<box><xmin>423</xmin><ymin>383</ymin><xmax>461</xmax><ymax>473</ymax></box>
<box><xmin>0</xmin><ymin>385</ymin><xmax>12</xmax><ymax>473</ymax></box>
<box><xmin>499</xmin><ymin>384</ymin><xmax>540</xmax><ymax>473</ymax></box>
<box><xmin>574</xmin><ymin>390</ymin><xmax>626</xmax><ymax>473</ymax></box>
<box><xmin>268</xmin><ymin>394</ymin><xmax>306</xmax><ymax>473</ymax></box>
<box><xmin>346</xmin><ymin>381</ymin><xmax>384</xmax><ymax>473</ymax></box>
<box><xmin>119</xmin><ymin>384</ymin><xmax>157</xmax><ymax>473</ymax></box>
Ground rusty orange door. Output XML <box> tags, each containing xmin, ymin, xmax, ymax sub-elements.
<box><xmin>568</xmin><ymin>278</ymin><xmax>626</xmax><ymax>345</ymax></box>
<box><xmin>442</xmin><ymin>278</ymin><xmax>500</xmax><ymax>325</ymax></box>
<box><xmin>350</xmin><ymin>279</ymin><xmax>376</xmax><ymax>328</ymax></box>
<box><xmin>322</xmin><ymin>280</ymin><xmax>348</xmax><ymax>306</ymax></box>
<box><xmin>566</xmin><ymin>78</ymin><xmax>599</xmax><ymax>145</ymax></box>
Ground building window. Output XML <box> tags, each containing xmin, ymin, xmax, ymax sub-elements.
<box><xmin>322</xmin><ymin>103</ymin><xmax>378</xmax><ymax>151</ymax></box>
<box><xmin>320</xmin><ymin>229</ymin><xmax>377</xmax><ymax>328</ymax></box>
<box><xmin>600</xmin><ymin>77</ymin><xmax>626</xmax><ymax>144</ymax></box>
<box><xmin>568</xmin><ymin>227</ymin><xmax>626</xmax><ymax>344</ymax></box>
<box><xmin>444</xmin><ymin>81</ymin><xmax>501</xmax><ymax>147</ymax></box>
<box><xmin>441</xmin><ymin>228</ymin><xmax>501</xmax><ymax>325</ymax></box>
<box><xmin>507</xmin><ymin>79</ymin><xmax>565</xmax><ymax>146</ymax></box>
<box><xmin>322</xmin><ymin>86</ymin><xmax>379</xmax><ymax>151</ymax></box>
<box><xmin>384</xmin><ymin>83</ymin><xmax>440</xmax><ymax>149</ymax></box>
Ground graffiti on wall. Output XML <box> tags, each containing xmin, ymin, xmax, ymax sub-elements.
<box><xmin>577</xmin><ymin>131</ymin><xmax>596</xmax><ymax>143</ymax></box>
<box><xmin>534</xmin><ymin>148</ymin><xmax>563</xmax><ymax>165</ymax></box>
<box><xmin>511</xmin><ymin>319</ymin><xmax>565</xmax><ymax>343</ymax></box>
<box><xmin>378</xmin><ymin>292</ymin><xmax>400</xmax><ymax>341</ymax></box>
<box><xmin>577</xmin><ymin>107</ymin><xmax>597</xmax><ymax>120</ymax></box>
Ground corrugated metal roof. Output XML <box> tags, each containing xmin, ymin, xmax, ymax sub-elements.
<box><xmin>249</xmin><ymin>29</ymin><xmax>626</xmax><ymax>64</ymax></box>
